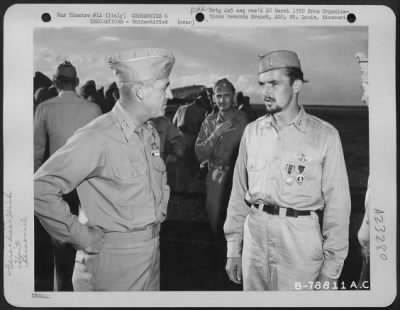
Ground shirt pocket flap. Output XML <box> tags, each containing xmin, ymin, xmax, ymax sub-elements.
<box><xmin>247</xmin><ymin>157</ymin><xmax>267</xmax><ymax>171</ymax></box>
<box><xmin>152</xmin><ymin>156</ymin><xmax>166</xmax><ymax>172</ymax></box>
<box><xmin>112</xmin><ymin>157</ymin><xmax>146</xmax><ymax>179</ymax></box>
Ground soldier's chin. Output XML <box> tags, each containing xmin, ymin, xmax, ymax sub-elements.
<box><xmin>265</xmin><ymin>105</ymin><xmax>280</xmax><ymax>114</ymax></box>
<box><xmin>219</xmin><ymin>105</ymin><xmax>232</xmax><ymax>112</ymax></box>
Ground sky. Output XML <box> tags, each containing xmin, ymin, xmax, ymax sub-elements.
<box><xmin>34</xmin><ymin>26</ymin><xmax>368</xmax><ymax>105</ymax></box>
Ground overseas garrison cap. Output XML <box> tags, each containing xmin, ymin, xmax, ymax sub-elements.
<box><xmin>213</xmin><ymin>78</ymin><xmax>235</xmax><ymax>93</ymax></box>
<box><xmin>108</xmin><ymin>48</ymin><xmax>175</xmax><ymax>84</ymax></box>
<box><xmin>53</xmin><ymin>61</ymin><xmax>78</xmax><ymax>81</ymax></box>
<box><xmin>258</xmin><ymin>50</ymin><xmax>301</xmax><ymax>74</ymax></box>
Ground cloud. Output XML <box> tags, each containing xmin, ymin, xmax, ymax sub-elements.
<box><xmin>172</xmin><ymin>73</ymin><xmax>221</xmax><ymax>88</ymax></box>
<box><xmin>33</xmin><ymin>26</ymin><xmax>367</xmax><ymax>105</ymax></box>
<box><xmin>233</xmin><ymin>74</ymin><xmax>262</xmax><ymax>102</ymax></box>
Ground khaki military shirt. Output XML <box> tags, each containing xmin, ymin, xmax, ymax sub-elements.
<box><xmin>34</xmin><ymin>101</ymin><xmax>169</xmax><ymax>250</ymax></box>
<box><xmin>34</xmin><ymin>90</ymin><xmax>102</xmax><ymax>171</ymax></box>
<box><xmin>195</xmin><ymin>110</ymin><xmax>249</xmax><ymax>167</ymax></box>
<box><xmin>151</xmin><ymin>116</ymin><xmax>185</xmax><ymax>160</ymax></box>
<box><xmin>224</xmin><ymin>107</ymin><xmax>351</xmax><ymax>279</ymax></box>
<box><xmin>172</xmin><ymin>102</ymin><xmax>206</xmax><ymax>134</ymax></box>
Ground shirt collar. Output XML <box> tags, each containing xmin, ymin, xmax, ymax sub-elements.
<box><xmin>288</xmin><ymin>107</ymin><xmax>308</xmax><ymax>132</ymax></box>
<box><xmin>58</xmin><ymin>90</ymin><xmax>78</xmax><ymax>98</ymax></box>
<box><xmin>261</xmin><ymin>107</ymin><xmax>308</xmax><ymax>133</ymax></box>
<box><xmin>112</xmin><ymin>101</ymin><xmax>141</xmax><ymax>141</ymax></box>
<box><xmin>216</xmin><ymin>109</ymin><xmax>238</xmax><ymax>123</ymax></box>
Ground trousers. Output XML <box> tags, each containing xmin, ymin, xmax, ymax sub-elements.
<box><xmin>206</xmin><ymin>167</ymin><xmax>239</xmax><ymax>290</ymax></box>
<box><xmin>72</xmin><ymin>228</ymin><xmax>160</xmax><ymax>291</ymax></box>
<box><xmin>52</xmin><ymin>190</ymin><xmax>80</xmax><ymax>291</ymax></box>
<box><xmin>242</xmin><ymin>206</ymin><xmax>323</xmax><ymax>291</ymax></box>
<box><xmin>205</xmin><ymin>167</ymin><xmax>233</xmax><ymax>238</ymax></box>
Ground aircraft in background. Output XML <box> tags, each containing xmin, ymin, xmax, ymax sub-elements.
<box><xmin>168</xmin><ymin>85</ymin><xmax>207</xmax><ymax>106</ymax></box>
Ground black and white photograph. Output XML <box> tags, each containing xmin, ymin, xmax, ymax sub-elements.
<box><xmin>3</xmin><ymin>3</ymin><xmax>397</xmax><ymax>307</ymax></box>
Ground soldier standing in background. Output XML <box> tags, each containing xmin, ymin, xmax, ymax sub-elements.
<box><xmin>151</xmin><ymin>115</ymin><xmax>185</xmax><ymax>162</ymax></box>
<box><xmin>173</xmin><ymin>93</ymin><xmax>209</xmax><ymax>192</ymax></box>
<box><xmin>34</xmin><ymin>61</ymin><xmax>102</xmax><ymax>291</ymax></box>
<box><xmin>195</xmin><ymin>78</ymin><xmax>249</xmax><ymax>288</ymax></box>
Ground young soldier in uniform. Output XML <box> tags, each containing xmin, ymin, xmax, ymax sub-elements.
<box><xmin>172</xmin><ymin>93</ymin><xmax>209</xmax><ymax>192</ymax></box>
<box><xmin>195</xmin><ymin>78</ymin><xmax>249</xmax><ymax>288</ymax></box>
<box><xmin>224</xmin><ymin>50</ymin><xmax>351</xmax><ymax>291</ymax></box>
<box><xmin>34</xmin><ymin>48</ymin><xmax>175</xmax><ymax>291</ymax></box>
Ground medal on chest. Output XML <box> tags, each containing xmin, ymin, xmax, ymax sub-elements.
<box><xmin>151</xmin><ymin>142</ymin><xmax>160</xmax><ymax>157</ymax></box>
<box><xmin>296</xmin><ymin>165</ymin><xmax>305</xmax><ymax>185</ymax></box>
<box><xmin>150</xmin><ymin>129</ymin><xmax>161</xmax><ymax>157</ymax></box>
<box><xmin>285</xmin><ymin>163</ymin><xmax>295</xmax><ymax>185</ymax></box>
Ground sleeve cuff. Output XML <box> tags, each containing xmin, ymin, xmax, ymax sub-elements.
<box><xmin>70</xmin><ymin>223</ymin><xmax>102</xmax><ymax>251</ymax></box>
<box><xmin>227</xmin><ymin>240</ymin><xmax>242</xmax><ymax>258</ymax></box>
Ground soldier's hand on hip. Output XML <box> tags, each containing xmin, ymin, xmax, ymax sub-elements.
<box><xmin>226</xmin><ymin>257</ymin><xmax>242</xmax><ymax>284</ymax></box>
<box><xmin>214</xmin><ymin>120</ymin><xmax>236</xmax><ymax>137</ymax></box>
<box><xmin>83</xmin><ymin>226</ymin><xmax>105</xmax><ymax>254</ymax></box>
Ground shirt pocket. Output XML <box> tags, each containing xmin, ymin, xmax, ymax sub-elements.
<box><xmin>152</xmin><ymin>156</ymin><xmax>167</xmax><ymax>186</ymax></box>
<box><xmin>246</xmin><ymin>155</ymin><xmax>267</xmax><ymax>194</ymax></box>
<box><xmin>280</xmin><ymin>153</ymin><xmax>321</xmax><ymax>204</ymax></box>
<box><xmin>152</xmin><ymin>156</ymin><xmax>169</xmax><ymax>217</ymax></box>
<box><xmin>112</xmin><ymin>156</ymin><xmax>146</xmax><ymax>180</ymax></box>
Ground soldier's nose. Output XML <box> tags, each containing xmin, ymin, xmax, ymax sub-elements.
<box><xmin>166</xmin><ymin>87</ymin><xmax>173</xmax><ymax>99</ymax></box>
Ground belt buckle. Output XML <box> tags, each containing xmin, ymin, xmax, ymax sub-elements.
<box><xmin>279</xmin><ymin>207</ymin><xmax>287</xmax><ymax>218</ymax></box>
<box><xmin>251</xmin><ymin>204</ymin><xmax>263</xmax><ymax>211</ymax></box>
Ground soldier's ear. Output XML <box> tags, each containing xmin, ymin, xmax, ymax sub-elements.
<box><xmin>292</xmin><ymin>80</ymin><xmax>303</xmax><ymax>94</ymax></box>
<box><xmin>134</xmin><ymin>83</ymin><xmax>145</xmax><ymax>101</ymax></box>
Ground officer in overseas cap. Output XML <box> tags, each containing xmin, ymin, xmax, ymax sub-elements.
<box><xmin>108</xmin><ymin>48</ymin><xmax>175</xmax><ymax>85</ymax></box>
<box><xmin>224</xmin><ymin>49</ymin><xmax>351</xmax><ymax>291</ymax></box>
<box><xmin>258</xmin><ymin>50</ymin><xmax>301</xmax><ymax>74</ymax></box>
<box><xmin>35</xmin><ymin>47</ymin><xmax>176</xmax><ymax>292</ymax></box>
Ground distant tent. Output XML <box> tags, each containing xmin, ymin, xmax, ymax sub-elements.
<box><xmin>34</xmin><ymin>71</ymin><xmax>52</xmax><ymax>94</ymax></box>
